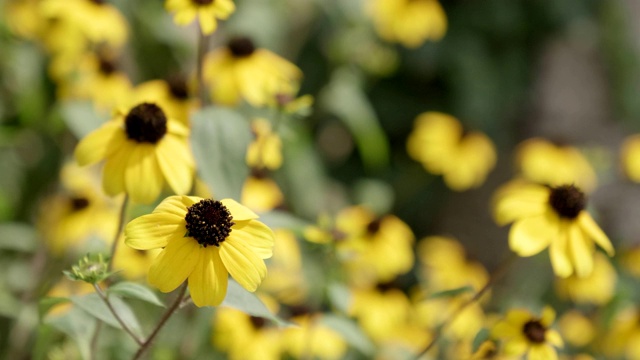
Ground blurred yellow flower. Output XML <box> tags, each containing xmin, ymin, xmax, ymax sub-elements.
<box><xmin>131</xmin><ymin>77</ymin><xmax>197</xmax><ymax>125</ymax></box>
<box><xmin>125</xmin><ymin>196</ymin><xmax>274</xmax><ymax>307</ymax></box>
<box><xmin>212</xmin><ymin>308</ymin><xmax>282</xmax><ymax>360</ymax></box>
<box><xmin>246</xmin><ymin>118</ymin><xmax>283</xmax><ymax>170</ymax></box>
<box><xmin>241</xmin><ymin>171</ymin><xmax>284</xmax><ymax>213</ymax></box>
<box><xmin>493</xmin><ymin>181</ymin><xmax>614</xmax><ymax>278</ymax></box>
<box><xmin>516</xmin><ymin>138</ymin><xmax>597</xmax><ymax>192</ymax></box>
<box><xmin>45</xmin><ymin>277</ymin><xmax>96</xmax><ymax>316</ymax></box>
<box><xmin>282</xmin><ymin>313</ymin><xmax>347</xmax><ymax>360</ymax></box>
<box><xmin>258</xmin><ymin>229</ymin><xmax>307</xmax><ymax>305</ymax></box>
<box><xmin>5</xmin><ymin>0</ymin><xmax>44</xmax><ymax>40</ymax></box>
<box><xmin>557</xmin><ymin>310</ymin><xmax>595</xmax><ymax>348</ymax></box>
<box><xmin>416</xmin><ymin>295</ymin><xmax>484</xmax><ymax>342</ymax></box>
<box><xmin>555</xmin><ymin>252</ymin><xmax>616</xmax><ymax>305</ymax></box>
<box><xmin>368</xmin><ymin>0</ymin><xmax>447</xmax><ymax>48</ymax></box>
<box><xmin>602</xmin><ymin>306</ymin><xmax>640</xmax><ymax>359</ymax></box>
<box><xmin>621</xmin><ymin>134</ymin><xmax>640</xmax><ymax>183</ymax></box>
<box><xmin>407</xmin><ymin>112</ymin><xmax>496</xmax><ymax>191</ymax></box>
<box><xmin>491</xmin><ymin>307</ymin><xmax>563</xmax><ymax>360</ymax></box>
<box><xmin>38</xmin><ymin>162</ymin><xmax>119</xmax><ymax>256</ymax></box>
<box><xmin>74</xmin><ymin>102</ymin><xmax>194</xmax><ymax>204</ymax></box>
<box><xmin>165</xmin><ymin>0</ymin><xmax>234</xmax><ymax>35</ymax></box>
<box><xmin>621</xmin><ymin>245</ymin><xmax>640</xmax><ymax>278</ymax></box>
<box><xmin>203</xmin><ymin>37</ymin><xmax>302</xmax><ymax>107</ymax></box>
<box><xmin>112</xmin><ymin>235</ymin><xmax>162</xmax><ymax>280</ymax></box>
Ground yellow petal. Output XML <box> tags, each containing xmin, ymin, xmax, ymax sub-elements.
<box><xmin>219</xmin><ymin>237</ymin><xmax>266</xmax><ymax>292</ymax></box>
<box><xmin>540</xmin><ymin>306</ymin><xmax>556</xmax><ymax>327</ymax></box>
<box><xmin>148</xmin><ymin>236</ymin><xmax>200</xmax><ymax>292</ymax></box>
<box><xmin>153</xmin><ymin>195</ymin><xmax>189</xmax><ymax>218</ymax></box>
<box><xmin>173</xmin><ymin>7</ymin><xmax>197</xmax><ymax>25</ymax></box>
<box><xmin>198</xmin><ymin>10</ymin><xmax>217</xmax><ymax>35</ymax></box>
<box><xmin>188</xmin><ymin>246</ymin><xmax>228</xmax><ymax>307</ymax></box>
<box><xmin>102</xmin><ymin>142</ymin><xmax>132</xmax><ymax>196</ymax></box>
<box><xmin>549</xmin><ymin>223</ymin><xmax>572</xmax><ymax>278</ymax></box>
<box><xmin>578</xmin><ymin>212</ymin><xmax>614</xmax><ymax>256</ymax></box>
<box><xmin>509</xmin><ymin>214</ymin><xmax>554</xmax><ymax>256</ymax></box>
<box><xmin>156</xmin><ymin>136</ymin><xmax>194</xmax><ymax>196</ymax></box>
<box><xmin>125</xmin><ymin>213</ymin><xmax>185</xmax><ymax>249</ymax></box>
<box><xmin>125</xmin><ymin>144</ymin><xmax>164</xmax><ymax>204</ymax></box>
<box><xmin>229</xmin><ymin>220</ymin><xmax>274</xmax><ymax>259</ymax></box>
<box><xmin>568</xmin><ymin>223</ymin><xmax>594</xmax><ymax>278</ymax></box>
<box><xmin>493</xmin><ymin>185</ymin><xmax>549</xmax><ymax>225</ymax></box>
<box><xmin>502</xmin><ymin>339</ymin><xmax>528</xmax><ymax>356</ymax></box>
<box><xmin>220</xmin><ymin>198</ymin><xmax>258</xmax><ymax>221</ymax></box>
<box><xmin>528</xmin><ymin>344</ymin><xmax>558</xmax><ymax>360</ymax></box>
<box><xmin>545</xmin><ymin>329</ymin><xmax>564</xmax><ymax>347</ymax></box>
<box><xmin>74</xmin><ymin>121</ymin><xmax>123</xmax><ymax>166</ymax></box>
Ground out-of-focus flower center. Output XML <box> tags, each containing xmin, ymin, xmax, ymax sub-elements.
<box><xmin>90</xmin><ymin>0</ymin><xmax>106</xmax><ymax>5</ymax></box>
<box><xmin>228</xmin><ymin>37</ymin><xmax>256</xmax><ymax>58</ymax></box>
<box><xmin>70</xmin><ymin>197</ymin><xmax>90</xmax><ymax>211</ymax></box>
<box><xmin>549</xmin><ymin>184</ymin><xmax>586</xmax><ymax>219</ymax></box>
<box><xmin>192</xmin><ymin>0</ymin><xmax>214</xmax><ymax>5</ymax></box>
<box><xmin>124</xmin><ymin>103</ymin><xmax>168</xmax><ymax>144</ymax></box>
<box><xmin>167</xmin><ymin>75</ymin><xmax>189</xmax><ymax>100</ymax></box>
<box><xmin>523</xmin><ymin>320</ymin><xmax>546</xmax><ymax>343</ymax></box>
<box><xmin>366</xmin><ymin>218</ymin><xmax>382</xmax><ymax>234</ymax></box>
<box><xmin>250</xmin><ymin>316</ymin><xmax>266</xmax><ymax>329</ymax></box>
<box><xmin>98</xmin><ymin>57</ymin><xmax>116</xmax><ymax>75</ymax></box>
<box><xmin>185</xmin><ymin>199</ymin><xmax>234</xmax><ymax>247</ymax></box>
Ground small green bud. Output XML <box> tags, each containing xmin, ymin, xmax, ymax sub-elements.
<box><xmin>63</xmin><ymin>253</ymin><xmax>112</xmax><ymax>284</ymax></box>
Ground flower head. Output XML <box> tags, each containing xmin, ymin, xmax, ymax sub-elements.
<box><xmin>125</xmin><ymin>195</ymin><xmax>274</xmax><ymax>307</ymax></box>
<box><xmin>493</xmin><ymin>180</ymin><xmax>614</xmax><ymax>278</ymax></box>
<box><xmin>165</xmin><ymin>0</ymin><xmax>235</xmax><ymax>35</ymax></box>
<box><xmin>74</xmin><ymin>102</ymin><xmax>194</xmax><ymax>204</ymax></box>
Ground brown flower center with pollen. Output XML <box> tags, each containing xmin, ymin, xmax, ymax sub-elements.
<box><xmin>185</xmin><ymin>199</ymin><xmax>234</xmax><ymax>247</ymax></box>
<box><xmin>191</xmin><ymin>0</ymin><xmax>214</xmax><ymax>5</ymax></box>
<box><xmin>124</xmin><ymin>103</ymin><xmax>168</xmax><ymax>144</ymax></box>
<box><xmin>228</xmin><ymin>37</ymin><xmax>256</xmax><ymax>58</ymax></box>
<box><xmin>548</xmin><ymin>184</ymin><xmax>586</xmax><ymax>219</ymax></box>
<box><xmin>523</xmin><ymin>320</ymin><xmax>546</xmax><ymax>343</ymax></box>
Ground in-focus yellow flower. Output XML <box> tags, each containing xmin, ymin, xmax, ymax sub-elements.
<box><xmin>491</xmin><ymin>307</ymin><xmax>563</xmax><ymax>360</ymax></box>
<box><xmin>368</xmin><ymin>0</ymin><xmax>447</xmax><ymax>48</ymax></box>
<box><xmin>282</xmin><ymin>313</ymin><xmax>347</xmax><ymax>360</ymax></box>
<box><xmin>246</xmin><ymin>118</ymin><xmax>283</xmax><ymax>170</ymax></box>
<box><xmin>125</xmin><ymin>195</ymin><xmax>274</xmax><ymax>307</ymax></box>
<box><xmin>165</xmin><ymin>0</ymin><xmax>234</xmax><ymax>35</ymax></box>
<box><xmin>493</xmin><ymin>180</ymin><xmax>614</xmax><ymax>278</ymax></box>
<box><xmin>516</xmin><ymin>138</ymin><xmax>597</xmax><ymax>192</ymax></box>
<box><xmin>407</xmin><ymin>112</ymin><xmax>496</xmax><ymax>191</ymax></box>
<box><xmin>74</xmin><ymin>102</ymin><xmax>194</xmax><ymax>204</ymax></box>
<box><xmin>212</xmin><ymin>308</ymin><xmax>282</xmax><ymax>360</ymax></box>
<box><xmin>131</xmin><ymin>77</ymin><xmax>197</xmax><ymax>125</ymax></box>
<box><xmin>621</xmin><ymin>134</ymin><xmax>640</xmax><ymax>183</ymax></box>
<box><xmin>38</xmin><ymin>162</ymin><xmax>119</xmax><ymax>256</ymax></box>
<box><xmin>557</xmin><ymin>310</ymin><xmax>595</xmax><ymax>348</ymax></box>
<box><xmin>203</xmin><ymin>37</ymin><xmax>302</xmax><ymax>107</ymax></box>
<box><xmin>555</xmin><ymin>252</ymin><xmax>616</xmax><ymax>305</ymax></box>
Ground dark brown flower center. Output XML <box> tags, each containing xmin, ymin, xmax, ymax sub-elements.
<box><xmin>249</xmin><ymin>316</ymin><xmax>266</xmax><ymax>329</ymax></box>
<box><xmin>548</xmin><ymin>184</ymin><xmax>586</xmax><ymax>219</ymax></box>
<box><xmin>228</xmin><ymin>37</ymin><xmax>256</xmax><ymax>58</ymax></box>
<box><xmin>192</xmin><ymin>0</ymin><xmax>214</xmax><ymax>5</ymax></box>
<box><xmin>91</xmin><ymin>0</ymin><xmax>106</xmax><ymax>4</ymax></box>
<box><xmin>124</xmin><ymin>103</ymin><xmax>168</xmax><ymax>144</ymax></box>
<box><xmin>185</xmin><ymin>199</ymin><xmax>234</xmax><ymax>247</ymax></box>
<box><xmin>70</xmin><ymin>197</ymin><xmax>90</xmax><ymax>211</ymax></box>
<box><xmin>167</xmin><ymin>75</ymin><xmax>189</xmax><ymax>100</ymax></box>
<box><xmin>98</xmin><ymin>57</ymin><xmax>116</xmax><ymax>75</ymax></box>
<box><xmin>523</xmin><ymin>320</ymin><xmax>546</xmax><ymax>343</ymax></box>
<box><xmin>366</xmin><ymin>218</ymin><xmax>382</xmax><ymax>234</ymax></box>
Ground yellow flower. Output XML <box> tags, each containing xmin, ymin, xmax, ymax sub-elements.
<box><xmin>407</xmin><ymin>112</ymin><xmax>496</xmax><ymax>191</ymax></box>
<box><xmin>258</xmin><ymin>229</ymin><xmax>307</xmax><ymax>305</ymax></box>
<box><xmin>622</xmin><ymin>245</ymin><xmax>640</xmax><ymax>278</ymax></box>
<box><xmin>203</xmin><ymin>37</ymin><xmax>302</xmax><ymax>107</ymax></box>
<box><xmin>246</xmin><ymin>118</ymin><xmax>283</xmax><ymax>170</ymax></box>
<box><xmin>240</xmin><ymin>172</ymin><xmax>284</xmax><ymax>213</ymax></box>
<box><xmin>602</xmin><ymin>306</ymin><xmax>640</xmax><ymax>360</ymax></box>
<box><xmin>112</xmin><ymin>235</ymin><xmax>162</xmax><ymax>280</ymax></box>
<box><xmin>516</xmin><ymin>138</ymin><xmax>597</xmax><ymax>192</ymax></box>
<box><xmin>124</xmin><ymin>195</ymin><xmax>274</xmax><ymax>307</ymax></box>
<box><xmin>621</xmin><ymin>134</ymin><xmax>640</xmax><ymax>183</ymax></box>
<box><xmin>491</xmin><ymin>307</ymin><xmax>563</xmax><ymax>360</ymax></box>
<box><xmin>212</xmin><ymin>308</ymin><xmax>282</xmax><ymax>360</ymax></box>
<box><xmin>74</xmin><ymin>102</ymin><xmax>194</xmax><ymax>204</ymax></box>
<box><xmin>416</xmin><ymin>295</ymin><xmax>484</xmax><ymax>342</ymax></box>
<box><xmin>45</xmin><ymin>277</ymin><xmax>96</xmax><ymax>316</ymax></box>
<box><xmin>5</xmin><ymin>0</ymin><xmax>44</xmax><ymax>40</ymax></box>
<box><xmin>493</xmin><ymin>180</ymin><xmax>614</xmax><ymax>278</ymax></box>
<box><xmin>165</xmin><ymin>0</ymin><xmax>234</xmax><ymax>35</ymax></box>
<box><xmin>557</xmin><ymin>310</ymin><xmax>595</xmax><ymax>348</ymax></box>
<box><xmin>555</xmin><ymin>252</ymin><xmax>616</xmax><ymax>305</ymax></box>
<box><xmin>282</xmin><ymin>313</ymin><xmax>347</xmax><ymax>360</ymax></box>
<box><xmin>368</xmin><ymin>0</ymin><xmax>447</xmax><ymax>48</ymax></box>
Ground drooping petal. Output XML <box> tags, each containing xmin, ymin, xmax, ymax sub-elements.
<box><xmin>102</xmin><ymin>142</ymin><xmax>133</xmax><ymax>196</ymax></box>
<box><xmin>125</xmin><ymin>144</ymin><xmax>164</xmax><ymax>204</ymax></box>
<box><xmin>156</xmin><ymin>136</ymin><xmax>194</xmax><ymax>196</ymax></box>
<box><xmin>125</xmin><ymin>213</ymin><xmax>185</xmax><ymax>250</ymax></box>
<box><xmin>549</xmin><ymin>223</ymin><xmax>573</xmax><ymax>278</ymax></box>
<box><xmin>173</xmin><ymin>7</ymin><xmax>197</xmax><ymax>25</ymax></box>
<box><xmin>221</xmin><ymin>198</ymin><xmax>258</xmax><ymax>221</ymax></box>
<box><xmin>188</xmin><ymin>246</ymin><xmax>228</xmax><ymax>307</ymax></box>
<box><xmin>578</xmin><ymin>212</ymin><xmax>614</xmax><ymax>256</ymax></box>
<box><xmin>228</xmin><ymin>220</ymin><xmax>274</xmax><ymax>259</ymax></box>
<box><xmin>509</xmin><ymin>214</ymin><xmax>554</xmax><ymax>257</ymax></box>
<box><xmin>197</xmin><ymin>10</ymin><xmax>217</xmax><ymax>35</ymax></box>
<box><xmin>148</xmin><ymin>236</ymin><xmax>200</xmax><ymax>293</ymax></box>
<box><xmin>74</xmin><ymin>121</ymin><xmax>123</xmax><ymax>166</ymax></box>
<box><xmin>528</xmin><ymin>344</ymin><xmax>558</xmax><ymax>360</ymax></box>
<box><xmin>219</xmin><ymin>237</ymin><xmax>266</xmax><ymax>292</ymax></box>
<box><xmin>568</xmin><ymin>222</ymin><xmax>594</xmax><ymax>278</ymax></box>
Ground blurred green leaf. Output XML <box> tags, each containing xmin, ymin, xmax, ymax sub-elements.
<box><xmin>321</xmin><ymin>314</ymin><xmax>375</xmax><ymax>356</ymax></box>
<box><xmin>0</xmin><ymin>223</ymin><xmax>38</xmax><ymax>252</ymax></box>
<box><xmin>427</xmin><ymin>286</ymin><xmax>474</xmax><ymax>300</ymax></box>
<box><xmin>108</xmin><ymin>282</ymin><xmax>165</xmax><ymax>308</ymax></box>
<box><xmin>38</xmin><ymin>297</ymin><xmax>70</xmax><ymax>320</ymax></box>
<box><xmin>471</xmin><ymin>328</ymin><xmax>490</xmax><ymax>353</ymax></box>
<box><xmin>58</xmin><ymin>100</ymin><xmax>108</xmax><ymax>140</ymax></box>
<box><xmin>191</xmin><ymin>106</ymin><xmax>252</xmax><ymax>200</ymax></box>
<box><xmin>70</xmin><ymin>293</ymin><xmax>143</xmax><ymax>337</ymax></box>
<box><xmin>257</xmin><ymin>210</ymin><xmax>311</xmax><ymax>231</ymax></box>
<box><xmin>319</xmin><ymin>67</ymin><xmax>389</xmax><ymax>170</ymax></box>
<box><xmin>352</xmin><ymin>179</ymin><xmax>395</xmax><ymax>215</ymax></box>
<box><xmin>221</xmin><ymin>279</ymin><xmax>289</xmax><ymax>326</ymax></box>
<box><xmin>46</xmin><ymin>306</ymin><xmax>96</xmax><ymax>360</ymax></box>
<box><xmin>327</xmin><ymin>282</ymin><xmax>351</xmax><ymax>314</ymax></box>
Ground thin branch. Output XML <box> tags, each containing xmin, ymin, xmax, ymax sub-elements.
<box><xmin>108</xmin><ymin>195</ymin><xmax>129</xmax><ymax>273</ymax></box>
<box><xmin>94</xmin><ymin>283</ymin><xmax>144</xmax><ymax>346</ymax></box>
<box><xmin>89</xmin><ymin>321</ymin><xmax>103</xmax><ymax>360</ymax></box>
<box><xmin>196</xmin><ymin>24</ymin><xmax>210</xmax><ymax>107</ymax></box>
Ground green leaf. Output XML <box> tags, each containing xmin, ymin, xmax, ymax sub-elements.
<box><xmin>190</xmin><ymin>106</ymin><xmax>252</xmax><ymax>200</ymax></box>
<box><xmin>0</xmin><ymin>223</ymin><xmax>38</xmax><ymax>252</ymax></box>
<box><xmin>320</xmin><ymin>314</ymin><xmax>375</xmax><ymax>355</ymax></box>
<box><xmin>427</xmin><ymin>286</ymin><xmax>474</xmax><ymax>300</ymax></box>
<box><xmin>221</xmin><ymin>279</ymin><xmax>289</xmax><ymax>326</ymax></box>
<box><xmin>472</xmin><ymin>328</ymin><xmax>490</xmax><ymax>353</ymax></box>
<box><xmin>257</xmin><ymin>210</ymin><xmax>311</xmax><ymax>231</ymax></box>
<box><xmin>38</xmin><ymin>297</ymin><xmax>70</xmax><ymax>320</ymax></box>
<box><xmin>70</xmin><ymin>293</ymin><xmax>143</xmax><ymax>337</ymax></box>
<box><xmin>108</xmin><ymin>282</ymin><xmax>165</xmax><ymax>307</ymax></box>
<box><xmin>58</xmin><ymin>100</ymin><xmax>108</xmax><ymax>139</ymax></box>
<box><xmin>46</xmin><ymin>306</ymin><xmax>96</xmax><ymax>360</ymax></box>
<box><xmin>319</xmin><ymin>67</ymin><xmax>389</xmax><ymax>170</ymax></box>
<box><xmin>327</xmin><ymin>282</ymin><xmax>351</xmax><ymax>314</ymax></box>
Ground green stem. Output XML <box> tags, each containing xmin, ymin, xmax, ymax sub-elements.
<box><xmin>107</xmin><ymin>195</ymin><xmax>128</xmax><ymax>273</ymax></box>
<box><xmin>196</xmin><ymin>23</ymin><xmax>209</xmax><ymax>107</ymax></box>
<box><xmin>94</xmin><ymin>283</ymin><xmax>143</xmax><ymax>346</ymax></box>
<box><xmin>89</xmin><ymin>321</ymin><xmax>103</xmax><ymax>360</ymax></box>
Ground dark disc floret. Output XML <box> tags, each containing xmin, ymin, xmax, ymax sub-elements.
<box><xmin>228</xmin><ymin>37</ymin><xmax>256</xmax><ymax>58</ymax></box>
<box><xmin>98</xmin><ymin>57</ymin><xmax>116</xmax><ymax>75</ymax></box>
<box><xmin>70</xmin><ymin>197</ymin><xmax>90</xmax><ymax>211</ymax></box>
<box><xmin>249</xmin><ymin>316</ymin><xmax>266</xmax><ymax>329</ymax></box>
<box><xmin>185</xmin><ymin>199</ymin><xmax>234</xmax><ymax>247</ymax></box>
<box><xmin>167</xmin><ymin>75</ymin><xmax>189</xmax><ymax>100</ymax></box>
<box><xmin>549</xmin><ymin>184</ymin><xmax>586</xmax><ymax>219</ymax></box>
<box><xmin>192</xmin><ymin>0</ymin><xmax>214</xmax><ymax>5</ymax></box>
<box><xmin>124</xmin><ymin>103</ymin><xmax>168</xmax><ymax>144</ymax></box>
<box><xmin>522</xmin><ymin>320</ymin><xmax>546</xmax><ymax>343</ymax></box>
<box><xmin>366</xmin><ymin>218</ymin><xmax>382</xmax><ymax>235</ymax></box>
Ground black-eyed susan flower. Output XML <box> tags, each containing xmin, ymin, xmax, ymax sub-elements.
<box><xmin>493</xmin><ymin>180</ymin><xmax>614</xmax><ymax>278</ymax></box>
<box><xmin>74</xmin><ymin>102</ymin><xmax>194</xmax><ymax>204</ymax></box>
<box><xmin>124</xmin><ymin>195</ymin><xmax>274</xmax><ymax>307</ymax></box>
<box><xmin>516</xmin><ymin>138</ymin><xmax>597</xmax><ymax>192</ymax></box>
<box><xmin>132</xmin><ymin>76</ymin><xmax>196</xmax><ymax>125</ymax></box>
<box><xmin>407</xmin><ymin>112</ymin><xmax>496</xmax><ymax>191</ymax></box>
<box><xmin>212</xmin><ymin>308</ymin><xmax>283</xmax><ymax>360</ymax></box>
<box><xmin>367</xmin><ymin>0</ymin><xmax>447</xmax><ymax>48</ymax></box>
<box><xmin>165</xmin><ymin>0</ymin><xmax>234</xmax><ymax>35</ymax></box>
<box><xmin>555</xmin><ymin>252</ymin><xmax>616</xmax><ymax>305</ymax></box>
<box><xmin>203</xmin><ymin>37</ymin><xmax>302</xmax><ymax>107</ymax></box>
<box><xmin>621</xmin><ymin>134</ymin><xmax>640</xmax><ymax>183</ymax></box>
<box><xmin>240</xmin><ymin>171</ymin><xmax>284</xmax><ymax>213</ymax></box>
<box><xmin>246</xmin><ymin>118</ymin><xmax>283</xmax><ymax>170</ymax></box>
<box><xmin>601</xmin><ymin>306</ymin><xmax>640</xmax><ymax>359</ymax></box>
<box><xmin>282</xmin><ymin>312</ymin><xmax>347</xmax><ymax>360</ymax></box>
<box><xmin>491</xmin><ymin>307</ymin><xmax>563</xmax><ymax>360</ymax></box>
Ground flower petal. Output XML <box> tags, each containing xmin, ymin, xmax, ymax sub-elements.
<box><xmin>153</xmin><ymin>195</ymin><xmax>189</xmax><ymax>218</ymax></box>
<box><xmin>540</xmin><ymin>306</ymin><xmax>556</xmax><ymax>327</ymax></box>
<box><xmin>221</xmin><ymin>198</ymin><xmax>258</xmax><ymax>221</ymax></box>
<box><xmin>568</xmin><ymin>222</ymin><xmax>594</xmax><ymax>278</ymax></box>
<box><xmin>528</xmin><ymin>344</ymin><xmax>558</xmax><ymax>360</ymax></box>
<box><xmin>125</xmin><ymin>144</ymin><xmax>164</xmax><ymax>204</ymax></box>
<box><xmin>549</xmin><ymin>223</ymin><xmax>572</xmax><ymax>278</ymax></box>
<box><xmin>125</xmin><ymin>213</ymin><xmax>185</xmax><ymax>250</ymax></box>
<box><xmin>156</xmin><ymin>136</ymin><xmax>194</xmax><ymax>196</ymax></box>
<box><xmin>229</xmin><ymin>220</ymin><xmax>274</xmax><ymax>259</ymax></box>
<box><xmin>578</xmin><ymin>212</ymin><xmax>614</xmax><ymax>256</ymax></box>
<box><xmin>148</xmin><ymin>236</ymin><xmax>200</xmax><ymax>293</ymax></box>
<box><xmin>502</xmin><ymin>339</ymin><xmax>527</xmax><ymax>356</ymax></box>
<box><xmin>74</xmin><ymin>121</ymin><xmax>123</xmax><ymax>166</ymax></box>
<box><xmin>493</xmin><ymin>184</ymin><xmax>549</xmax><ymax>225</ymax></box>
<box><xmin>509</xmin><ymin>213</ymin><xmax>554</xmax><ymax>257</ymax></box>
<box><xmin>188</xmin><ymin>247</ymin><xmax>228</xmax><ymax>307</ymax></box>
<box><xmin>219</xmin><ymin>237</ymin><xmax>266</xmax><ymax>292</ymax></box>
<box><xmin>198</xmin><ymin>10</ymin><xmax>217</xmax><ymax>34</ymax></box>
<box><xmin>102</xmin><ymin>142</ymin><xmax>133</xmax><ymax>196</ymax></box>
<box><xmin>545</xmin><ymin>329</ymin><xmax>564</xmax><ymax>347</ymax></box>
